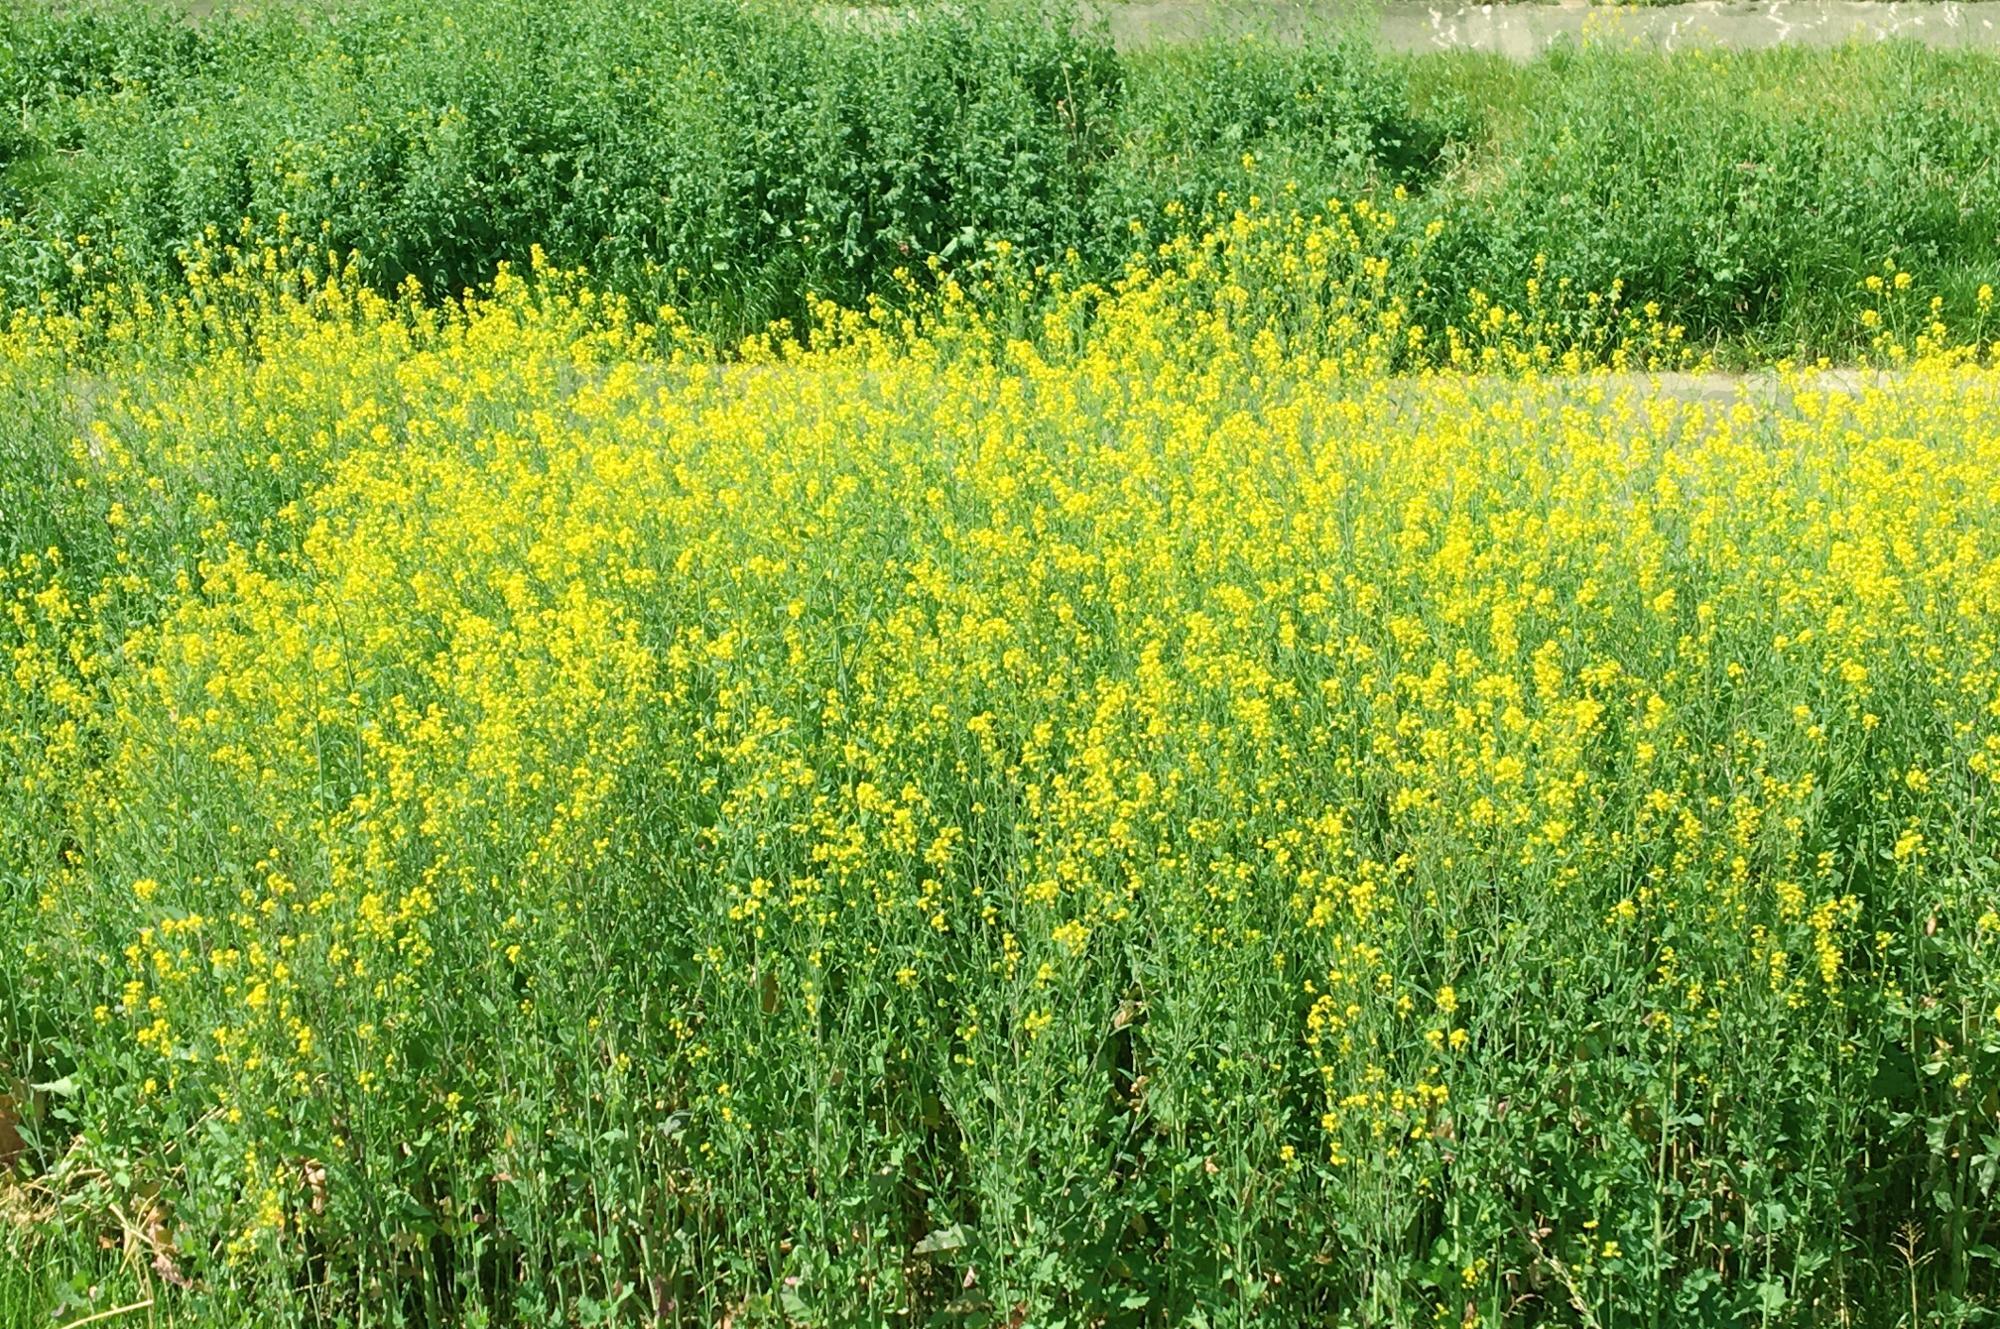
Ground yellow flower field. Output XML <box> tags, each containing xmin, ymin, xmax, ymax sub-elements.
<box><xmin>2</xmin><ymin>213</ymin><xmax>1998</xmax><ymax>1325</ymax></box>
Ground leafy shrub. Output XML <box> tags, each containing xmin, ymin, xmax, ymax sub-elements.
<box><xmin>0</xmin><ymin>0</ymin><xmax>1441</xmax><ymax>337</ymax></box>
<box><xmin>1092</xmin><ymin>35</ymin><xmax>1448</xmax><ymax>243</ymax></box>
<box><xmin>1411</xmin><ymin>44</ymin><xmax>2000</xmax><ymax>355</ymax></box>
<box><xmin>2</xmin><ymin>0</ymin><xmax>1131</xmax><ymax>334</ymax></box>
<box><xmin>5</xmin><ymin>3</ymin><xmax>2000</xmax><ymax>353</ymax></box>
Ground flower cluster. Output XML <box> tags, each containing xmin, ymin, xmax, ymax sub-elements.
<box><xmin>2</xmin><ymin>213</ymin><xmax>1996</xmax><ymax>1324</ymax></box>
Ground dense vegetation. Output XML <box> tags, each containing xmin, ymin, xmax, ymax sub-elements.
<box><xmin>5</xmin><ymin>2</ymin><xmax>2000</xmax><ymax>1327</ymax></box>
<box><xmin>4</xmin><ymin>203</ymin><xmax>1999</xmax><ymax>1329</ymax></box>
<box><xmin>4</xmin><ymin>0</ymin><xmax>2000</xmax><ymax>354</ymax></box>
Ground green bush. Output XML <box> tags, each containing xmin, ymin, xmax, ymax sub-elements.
<box><xmin>0</xmin><ymin>0</ymin><xmax>1434</xmax><ymax>336</ymax></box>
<box><xmin>4</xmin><ymin>2</ymin><xmax>2000</xmax><ymax>355</ymax></box>
<box><xmin>1</xmin><ymin>0</ymin><xmax>1126</xmax><ymax>332</ymax></box>
<box><xmin>1409</xmin><ymin>44</ymin><xmax>2000</xmax><ymax>355</ymax></box>
<box><xmin>1092</xmin><ymin>36</ymin><xmax>1451</xmax><ymax>240</ymax></box>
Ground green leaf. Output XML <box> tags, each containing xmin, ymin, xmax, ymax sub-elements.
<box><xmin>912</xmin><ymin>1224</ymin><xmax>970</xmax><ymax>1255</ymax></box>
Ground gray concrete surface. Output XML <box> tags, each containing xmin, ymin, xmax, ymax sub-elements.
<box><xmin>1096</xmin><ymin>0</ymin><xmax>2000</xmax><ymax>55</ymax></box>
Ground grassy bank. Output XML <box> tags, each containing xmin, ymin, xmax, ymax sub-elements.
<box><xmin>3</xmin><ymin>0</ymin><xmax>2000</xmax><ymax>356</ymax></box>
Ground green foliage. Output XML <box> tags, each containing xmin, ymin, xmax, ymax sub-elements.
<box><xmin>13</xmin><ymin>0</ymin><xmax>1998</xmax><ymax>355</ymax></box>
<box><xmin>0</xmin><ymin>0</ymin><xmax>1436</xmax><ymax>338</ymax></box>
<box><xmin>2</xmin><ymin>224</ymin><xmax>1998</xmax><ymax>1328</ymax></box>
<box><xmin>1</xmin><ymin>19</ymin><xmax>1999</xmax><ymax>1311</ymax></box>
<box><xmin>1410</xmin><ymin>43</ymin><xmax>2000</xmax><ymax>357</ymax></box>
<box><xmin>3</xmin><ymin>0</ymin><xmax>1138</xmax><ymax>336</ymax></box>
<box><xmin>1092</xmin><ymin>35</ymin><xmax>1449</xmax><ymax>232</ymax></box>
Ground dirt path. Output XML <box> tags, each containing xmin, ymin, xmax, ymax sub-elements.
<box><xmin>1096</xmin><ymin>0</ymin><xmax>2000</xmax><ymax>54</ymax></box>
<box><xmin>182</xmin><ymin>0</ymin><xmax>2000</xmax><ymax>54</ymax></box>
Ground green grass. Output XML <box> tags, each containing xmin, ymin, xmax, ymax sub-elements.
<box><xmin>0</xmin><ymin>1263</ymin><xmax>33</xmax><ymax>1329</ymax></box>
